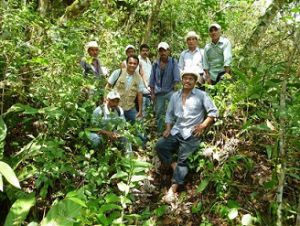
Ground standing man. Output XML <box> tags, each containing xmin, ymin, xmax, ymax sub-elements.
<box><xmin>121</xmin><ymin>45</ymin><xmax>136</xmax><ymax>68</ymax></box>
<box><xmin>80</xmin><ymin>41</ymin><xmax>104</xmax><ymax>78</ymax></box>
<box><xmin>106</xmin><ymin>55</ymin><xmax>144</xmax><ymax>123</ymax></box>
<box><xmin>179</xmin><ymin>31</ymin><xmax>205</xmax><ymax>84</ymax></box>
<box><xmin>203</xmin><ymin>23</ymin><xmax>232</xmax><ymax>85</ymax></box>
<box><xmin>155</xmin><ymin>70</ymin><xmax>218</xmax><ymax>203</ymax></box>
<box><xmin>149</xmin><ymin>42</ymin><xmax>180</xmax><ymax>133</ymax></box>
<box><xmin>138</xmin><ymin>44</ymin><xmax>152</xmax><ymax>116</ymax></box>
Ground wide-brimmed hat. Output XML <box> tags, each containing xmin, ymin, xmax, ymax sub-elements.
<box><xmin>185</xmin><ymin>31</ymin><xmax>199</xmax><ymax>41</ymax></box>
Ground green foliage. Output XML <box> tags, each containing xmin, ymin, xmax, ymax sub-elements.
<box><xmin>0</xmin><ymin>161</ymin><xmax>20</xmax><ymax>191</ymax></box>
<box><xmin>4</xmin><ymin>193</ymin><xmax>35</xmax><ymax>226</ymax></box>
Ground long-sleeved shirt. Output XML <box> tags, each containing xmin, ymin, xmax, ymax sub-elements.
<box><xmin>203</xmin><ymin>36</ymin><xmax>232</xmax><ymax>81</ymax></box>
<box><xmin>138</xmin><ymin>55</ymin><xmax>152</xmax><ymax>94</ymax></box>
<box><xmin>178</xmin><ymin>47</ymin><xmax>204</xmax><ymax>74</ymax></box>
<box><xmin>149</xmin><ymin>57</ymin><xmax>181</xmax><ymax>94</ymax></box>
<box><xmin>165</xmin><ymin>88</ymin><xmax>218</xmax><ymax>139</ymax></box>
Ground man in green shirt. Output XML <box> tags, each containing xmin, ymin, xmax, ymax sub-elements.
<box><xmin>203</xmin><ymin>23</ymin><xmax>232</xmax><ymax>85</ymax></box>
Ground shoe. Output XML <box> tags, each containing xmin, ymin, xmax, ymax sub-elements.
<box><xmin>162</xmin><ymin>188</ymin><xmax>177</xmax><ymax>203</ymax></box>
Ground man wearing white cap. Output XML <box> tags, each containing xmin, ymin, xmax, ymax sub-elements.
<box><xmin>89</xmin><ymin>90</ymin><xmax>132</xmax><ymax>152</ymax></box>
<box><xmin>80</xmin><ymin>41</ymin><xmax>104</xmax><ymax>78</ymax></box>
<box><xmin>155</xmin><ymin>70</ymin><xmax>218</xmax><ymax>203</ymax></box>
<box><xmin>149</xmin><ymin>42</ymin><xmax>181</xmax><ymax>133</ymax></box>
<box><xmin>179</xmin><ymin>31</ymin><xmax>205</xmax><ymax>84</ymax></box>
<box><xmin>203</xmin><ymin>23</ymin><xmax>232</xmax><ymax>85</ymax></box>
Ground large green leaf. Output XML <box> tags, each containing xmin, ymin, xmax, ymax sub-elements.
<box><xmin>0</xmin><ymin>161</ymin><xmax>21</xmax><ymax>190</ymax></box>
<box><xmin>0</xmin><ymin>117</ymin><xmax>7</xmax><ymax>158</ymax></box>
<box><xmin>4</xmin><ymin>193</ymin><xmax>36</xmax><ymax>226</ymax></box>
<box><xmin>40</xmin><ymin>190</ymin><xmax>86</xmax><ymax>226</ymax></box>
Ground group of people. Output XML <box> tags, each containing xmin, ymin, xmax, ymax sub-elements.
<box><xmin>80</xmin><ymin>23</ymin><xmax>232</xmax><ymax>203</ymax></box>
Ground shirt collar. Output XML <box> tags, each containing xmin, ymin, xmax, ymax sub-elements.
<box><xmin>210</xmin><ymin>36</ymin><xmax>225</xmax><ymax>45</ymax></box>
<box><xmin>187</xmin><ymin>47</ymin><xmax>200</xmax><ymax>54</ymax></box>
<box><xmin>179</xmin><ymin>88</ymin><xmax>197</xmax><ymax>96</ymax></box>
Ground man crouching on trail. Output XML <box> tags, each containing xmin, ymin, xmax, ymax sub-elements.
<box><xmin>155</xmin><ymin>70</ymin><xmax>218</xmax><ymax>203</ymax></box>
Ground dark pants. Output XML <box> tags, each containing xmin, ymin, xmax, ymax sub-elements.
<box><xmin>155</xmin><ymin>133</ymin><xmax>201</xmax><ymax>185</ymax></box>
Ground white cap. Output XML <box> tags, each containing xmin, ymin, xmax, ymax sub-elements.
<box><xmin>125</xmin><ymin>44</ymin><xmax>135</xmax><ymax>53</ymax></box>
<box><xmin>181</xmin><ymin>70</ymin><xmax>200</xmax><ymax>81</ymax></box>
<box><xmin>107</xmin><ymin>90</ymin><xmax>120</xmax><ymax>100</ymax></box>
<box><xmin>209</xmin><ymin>23</ymin><xmax>221</xmax><ymax>31</ymax></box>
<box><xmin>157</xmin><ymin>42</ymin><xmax>169</xmax><ymax>50</ymax></box>
<box><xmin>86</xmin><ymin>41</ymin><xmax>99</xmax><ymax>50</ymax></box>
<box><xmin>185</xmin><ymin>31</ymin><xmax>199</xmax><ymax>41</ymax></box>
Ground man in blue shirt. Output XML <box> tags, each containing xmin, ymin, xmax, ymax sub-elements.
<box><xmin>203</xmin><ymin>23</ymin><xmax>232</xmax><ymax>85</ymax></box>
<box><xmin>155</xmin><ymin>70</ymin><xmax>218</xmax><ymax>203</ymax></box>
<box><xmin>149</xmin><ymin>42</ymin><xmax>181</xmax><ymax>133</ymax></box>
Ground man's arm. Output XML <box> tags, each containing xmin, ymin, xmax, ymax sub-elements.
<box><xmin>203</xmin><ymin>47</ymin><xmax>212</xmax><ymax>84</ymax></box>
<box><xmin>105</xmin><ymin>69</ymin><xmax>121</xmax><ymax>90</ymax></box>
<box><xmin>163</xmin><ymin>93</ymin><xmax>175</xmax><ymax>137</ymax></box>
<box><xmin>178</xmin><ymin>52</ymin><xmax>185</xmax><ymax>72</ymax></box>
<box><xmin>223</xmin><ymin>39</ymin><xmax>232</xmax><ymax>74</ymax></box>
<box><xmin>193</xmin><ymin>116</ymin><xmax>215</xmax><ymax>137</ymax></box>
<box><xmin>193</xmin><ymin>92</ymin><xmax>218</xmax><ymax>136</ymax></box>
<box><xmin>136</xmin><ymin>92</ymin><xmax>143</xmax><ymax>118</ymax></box>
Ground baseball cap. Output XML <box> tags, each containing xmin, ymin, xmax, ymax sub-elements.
<box><xmin>107</xmin><ymin>90</ymin><xmax>121</xmax><ymax>100</ymax></box>
<box><xmin>157</xmin><ymin>42</ymin><xmax>169</xmax><ymax>50</ymax></box>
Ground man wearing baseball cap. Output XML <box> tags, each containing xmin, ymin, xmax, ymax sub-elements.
<box><xmin>149</xmin><ymin>42</ymin><xmax>181</xmax><ymax>133</ymax></box>
<box><xmin>80</xmin><ymin>41</ymin><xmax>104</xmax><ymax>79</ymax></box>
<box><xmin>155</xmin><ymin>70</ymin><xmax>218</xmax><ymax>203</ymax></box>
<box><xmin>89</xmin><ymin>90</ymin><xmax>132</xmax><ymax>152</ymax></box>
<box><xmin>178</xmin><ymin>31</ymin><xmax>205</xmax><ymax>84</ymax></box>
<box><xmin>203</xmin><ymin>23</ymin><xmax>232</xmax><ymax>85</ymax></box>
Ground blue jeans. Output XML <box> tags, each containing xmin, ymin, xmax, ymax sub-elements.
<box><xmin>124</xmin><ymin>108</ymin><xmax>137</xmax><ymax>124</ymax></box>
<box><xmin>154</xmin><ymin>92</ymin><xmax>174</xmax><ymax>133</ymax></box>
<box><xmin>155</xmin><ymin>133</ymin><xmax>200</xmax><ymax>185</ymax></box>
<box><xmin>142</xmin><ymin>95</ymin><xmax>151</xmax><ymax>117</ymax></box>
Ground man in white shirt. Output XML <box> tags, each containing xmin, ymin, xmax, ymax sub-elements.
<box><xmin>138</xmin><ymin>44</ymin><xmax>152</xmax><ymax>116</ymax></box>
<box><xmin>178</xmin><ymin>31</ymin><xmax>205</xmax><ymax>84</ymax></box>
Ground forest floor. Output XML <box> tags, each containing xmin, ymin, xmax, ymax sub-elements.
<box><xmin>129</xmin><ymin>123</ymin><xmax>276</xmax><ymax>225</ymax></box>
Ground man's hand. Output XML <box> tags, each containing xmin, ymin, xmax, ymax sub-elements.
<box><xmin>193</xmin><ymin>123</ymin><xmax>207</xmax><ymax>137</ymax></box>
<box><xmin>163</xmin><ymin>128</ymin><xmax>171</xmax><ymax>138</ymax></box>
<box><xmin>103</xmin><ymin>131</ymin><xmax>120</xmax><ymax>141</ymax></box>
<box><xmin>151</xmin><ymin>93</ymin><xmax>156</xmax><ymax>102</ymax></box>
<box><xmin>206</xmin><ymin>74</ymin><xmax>212</xmax><ymax>85</ymax></box>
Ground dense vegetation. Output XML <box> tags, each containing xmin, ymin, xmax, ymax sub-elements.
<box><xmin>0</xmin><ymin>0</ymin><xmax>299</xmax><ymax>225</ymax></box>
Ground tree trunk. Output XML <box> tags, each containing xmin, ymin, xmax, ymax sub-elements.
<box><xmin>276</xmin><ymin>49</ymin><xmax>295</xmax><ymax>226</ymax></box>
<box><xmin>242</xmin><ymin>0</ymin><xmax>290</xmax><ymax>56</ymax></box>
<box><xmin>58</xmin><ymin>0</ymin><xmax>91</xmax><ymax>25</ymax></box>
<box><xmin>38</xmin><ymin>0</ymin><xmax>49</xmax><ymax>17</ymax></box>
<box><xmin>142</xmin><ymin>0</ymin><xmax>163</xmax><ymax>44</ymax></box>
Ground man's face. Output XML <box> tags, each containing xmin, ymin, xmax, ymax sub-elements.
<box><xmin>88</xmin><ymin>47</ymin><xmax>99</xmax><ymax>58</ymax></box>
<box><xmin>126</xmin><ymin>48</ymin><xmax>136</xmax><ymax>57</ymax></box>
<box><xmin>140</xmin><ymin>48</ymin><xmax>149</xmax><ymax>59</ymax></box>
<box><xmin>127</xmin><ymin>57</ymin><xmax>139</xmax><ymax>74</ymax></box>
<box><xmin>186</xmin><ymin>37</ymin><xmax>198</xmax><ymax>50</ymax></box>
<box><xmin>182</xmin><ymin>74</ymin><xmax>197</xmax><ymax>89</ymax></box>
<box><xmin>107</xmin><ymin>98</ymin><xmax>120</xmax><ymax>109</ymax></box>
<box><xmin>209</xmin><ymin>27</ymin><xmax>221</xmax><ymax>42</ymax></box>
<box><xmin>158</xmin><ymin>48</ymin><xmax>169</xmax><ymax>61</ymax></box>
